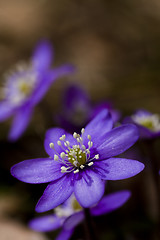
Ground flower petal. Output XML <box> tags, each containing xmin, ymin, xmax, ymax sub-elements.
<box><xmin>83</xmin><ymin>109</ymin><xmax>113</xmax><ymax>147</ymax></box>
<box><xmin>11</xmin><ymin>158</ymin><xmax>63</xmax><ymax>184</ymax></box>
<box><xmin>44</xmin><ymin>128</ymin><xmax>76</xmax><ymax>157</ymax></box>
<box><xmin>63</xmin><ymin>212</ymin><xmax>84</xmax><ymax>230</ymax></box>
<box><xmin>32</xmin><ymin>41</ymin><xmax>53</xmax><ymax>71</ymax></box>
<box><xmin>63</xmin><ymin>84</ymin><xmax>90</xmax><ymax>110</ymax></box>
<box><xmin>0</xmin><ymin>102</ymin><xmax>14</xmax><ymax>121</ymax></box>
<box><xmin>56</xmin><ymin>229</ymin><xmax>74</xmax><ymax>240</ymax></box>
<box><xmin>35</xmin><ymin>175</ymin><xmax>74</xmax><ymax>212</ymax></box>
<box><xmin>31</xmin><ymin>65</ymin><xmax>75</xmax><ymax>106</ymax></box>
<box><xmin>97</xmin><ymin>124</ymin><xmax>139</xmax><ymax>159</ymax></box>
<box><xmin>94</xmin><ymin>158</ymin><xmax>144</xmax><ymax>180</ymax></box>
<box><xmin>74</xmin><ymin>170</ymin><xmax>105</xmax><ymax>208</ymax></box>
<box><xmin>8</xmin><ymin>105</ymin><xmax>33</xmax><ymax>141</ymax></box>
<box><xmin>90</xmin><ymin>190</ymin><xmax>131</xmax><ymax>216</ymax></box>
<box><xmin>29</xmin><ymin>214</ymin><xmax>62</xmax><ymax>232</ymax></box>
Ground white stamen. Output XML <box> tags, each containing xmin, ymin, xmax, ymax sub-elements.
<box><xmin>60</xmin><ymin>135</ymin><xmax>66</xmax><ymax>141</ymax></box>
<box><xmin>61</xmin><ymin>166</ymin><xmax>68</xmax><ymax>173</ymax></box>
<box><xmin>66</xmin><ymin>141</ymin><xmax>70</xmax><ymax>146</ymax></box>
<box><xmin>88</xmin><ymin>141</ymin><xmax>93</xmax><ymax>148</ymax></box>
<box><xmin>57</xmin><ymin>141</ymin><xmax>62</xmax><ymax>146</ymax></box>
<box><xmin>80</xmin><ymin>165</ymin><xmax>85</xmax><ymax>169</ymax></box>
<box><xmin>73</xmin><ymin>132</ymin><xmax>78</xmax><ymax>138</ymax></box>
<box><xmin>74</xmin><ymin>169</ymin><xmax>79</xmax><ymax>174</ymax></box>
<box><xmin>95</xmin><ymin>154</ymin><xmax>99</xmax><ymax>159</ymax></box>
<box><xmin>49</xmin><ymin>143</ymin><xmax>54</xmax><ymax>149</ymax></box>
<box><xmin>88</xmin><ymin>162</ymin><xmax>94</xmax><ymax>166</ymax></box>
<box><xmin>60</xmin><ymin>152</ymin><xmax>66</xmax><ymax>159</ymax></box>
<box><xmin>81</xmin><ymin>128</ymin><xmax>85</xmax><ymax>134</ymax></box>
<box><xmin>87</xmin><ymin>135</ymin><xmax>91</xmax><ymax>141</ymax></box>
<box><xmin>54</xmin><ymin>155</ymin><xmax>59</xmax><ymax>161</ymax></box>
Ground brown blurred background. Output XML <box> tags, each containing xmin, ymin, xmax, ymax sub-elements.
<box><xmin>0</xmin><ymin>0</ymin><xmax>160</xmax><ymax>239</ymax></box>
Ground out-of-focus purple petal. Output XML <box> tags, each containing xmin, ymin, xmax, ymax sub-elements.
<box><xmin>32</xmin><ymin>41</ymin><xmax>53</xmax><ymax>71</ymax></box>
<box><xmin>91</xmin><ymin>190</ymin><xmax>131</xmax><ymax>216</ymax></box>
<box><xmin>74</xmin><ymin>170</ymin><xmax>105</xmax><ymax>208</ymax></box>
<box><xmin>63</xmin><ymin>84</ymin><xmax>90</xmax><ymax>110</ymax></box>
<box><xmin>94</xmin><ymin>158</ymin><xmax>144</xmax><ymax>180</ymax></box>
<box><xmin>11</xmin><ymin>158</ymin><xmax>63</xmax><ymax>184</ymax></box>
<box><xmin>31</xmin><ymin>65</ymin><xmax>75</xmax><ymax>106</ymax></box>
<box><xmin>97</xmin><ymin>124</ymin><xmax>139</xmax><ymax>159</ymax></box>
<box><xmin>0</xmin><ymin>102</ymin><xmax>14</xmax><ymax>121</ymax></box>
<box><xmin>91</xmin><ymin>101</ymin><xmax>121</xmax><ymax>124</ymax></box>
<box><xmin>8</xmin><ymin>105</ymin><xmax>33</xmax><ymax>141</ymax></box>
<box><xmin>35</xmin><ymin>175</ymin><xmax>74</xmax><ymax>213</ymax></box>
<box><xmin>44</xmin><ymin>128</ymin><xmax>76</xmax><ymax>157</ymax></box>
<box><xmin>83</xmin><ymin>109</ymin><xmax>113</xmax><ymax>147</ymax></box>
<box><xmin>56</xmin><ymin>229</ymin><xmax>74</xmax><ymax>240</ymax></box>
<box><xmin>29</xmin><ymin>214</ymin><xmax>62</xmax><ymax>232</ymax></box>
<box><xmin>63</xmin><ymin>212</ymin><xmax>84</xmax><ymax>230</ymax></box>
<box><xmin>49</xmin><ymin>65</ymin><xmax>75</xmax><ymax>83</ymax></box>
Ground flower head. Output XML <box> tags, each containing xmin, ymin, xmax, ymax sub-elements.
<box><xmin>124</xmin><ymin>109</ymin><xmax>160</xmax><ymax>139</ymax></box>
<box><xmin>11</xmin><ymin>109</ymin><xmax>144</xmax><ymax>212</ymax></box>
<box><xmin>0</xmin><ymin>41</ymin><xmax>74</xmax><ymax>141</ymax></box>
<box><xmin>29</xmin><ymin>191</ymin><xmax>131</xmax><ymax>240</ymax></box>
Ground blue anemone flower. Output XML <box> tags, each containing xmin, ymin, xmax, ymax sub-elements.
<box><xmin>11</xmin><ymin>109</ymin><xmax>144</xmax><ymax>212</ymax></box>
<box><xmin>0</xmin><ymin>41</ymin><xmax>74</xmax><ymax>141</ymax></box>
<box><xmin>124</xmin><ymin>109</ymin><xmax>160</xmax><ymax>139</ymax></box>
<box><xmin>29</xmin><ymin>191</ymin><xmax>131</xmax><ymax>240</ymax></box>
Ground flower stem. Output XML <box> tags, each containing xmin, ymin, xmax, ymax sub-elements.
<box><xmin>83</xmin><ymin>208</ymin><xmax>97</xmax><ymax>240</ymax></box>
<box><xmin>143</xmin><ymin>139</ymin><xmax>160</xmax><ymax>238</ymax></box>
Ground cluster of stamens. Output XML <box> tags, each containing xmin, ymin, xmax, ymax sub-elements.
<box><xmin>54</xmin><ymin>195</ymin><xmax>82</xmax><ymax>218</ymax></box>
<box><xmin>49</xmin><ymin>128</ymin><xmax>99</xmax><ymax>174</ymax></box>
<box><xmin>2</xmin><ymin>63</ymin><xmax>38</xmax><ymax>104</ymax></box>
<box><xmin>132</xmin><ymin>114</ymin><xmax>160</xmax><ymax>131</ymax></box>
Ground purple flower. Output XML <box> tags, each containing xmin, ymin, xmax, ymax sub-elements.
<box><xmin>29</xmin><ymin>191</ymin><xmax>131</xmax><ymax>240</ymax></box>
<box><xmin>11</xmin><ymin>109</ymin><xmax>144</xmax><ymax>212</ymax></box>
<box><xmin>0</xmin><ymin>41</ymin><xmax>74</xmax><ymax>141</ymax></box>
<box><xmin>56</xmin><ymin>85</ymin><xmax>120</xmax><ymax>132</ymax></box>
<box><xmin>124</xmin><ymin>109</ymin><xmax>160</xmax><ymax>139</ymax></box>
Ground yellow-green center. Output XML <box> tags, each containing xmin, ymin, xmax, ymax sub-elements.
<box><xmin>72</xmin><ymin>198</ymin><xmax>82</xmax><ymax>211</ymax></box>
<box><xmin>68</xmin><ymin>147</ymin><xmax>86</xmax><ymax>166</ymax></box>
<box><xmin>18</xmin><ymin>82</ymin><xmax>32</xmax><ymax>96</ymax></box>
<box><xmin>140</xmin><ymin>120</ymin><xmax>154</xmax><ymax>130</ymax></box>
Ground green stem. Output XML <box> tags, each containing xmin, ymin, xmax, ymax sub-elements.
<box><xmin>83</xmin><ymin>208</ymin><xmax>97</xmax><ymax>240</ymax></box>
<box><xmin>143</xmin><ymin>139</ymin><xmax>160</xmax><ymax>238</ymax></box>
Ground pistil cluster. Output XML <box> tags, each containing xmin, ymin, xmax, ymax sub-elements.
<box><xmin>49</xmin><ymin>128</ymin><xmax>99</xmax><ymax>174</ymax></box>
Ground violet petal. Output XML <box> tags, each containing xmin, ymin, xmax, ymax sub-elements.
<box><xmin>32</xmin><ymin>41</ymin><xmax>53</xmax><ymax>71</ymax></box>
<box><xmin>63</xmin><ymin>212</ymin><xmax>84</xmax><ymax>230</ymax></box>
<box><xmin>83</xmin><ymin>109</ymin><xmax>113</xmax><ymax>147</ymax></box>
<box><xmin>94</xmin><ymin>158</ymin><xmax>144</xmax><ymax>180</ymax></box>
<box><xmin>29</xmin><ymin>214</ymin><xmax>62</xmax><ymax>232</ymax></box>
<box><xmin>97</xmin><ymin>124</ymin><xmax>139</xmax><ymax>159</ymax></box>
<box><xmin>0</xmin><ymin>102</ymin><xmax>14</xmax><ymax>121</ymax></box>
<box><xmin>8</xmin><ymin>106</ymin><xmax>33</xmax><ymax>141</ymax></box>
<box><xmin>35</xmin><ymin>175</ymin><xmax>74</xmax><ymax>212</ymax></box>
<box><xmin>56</xmin><ymin>228</ymin><xmax>74</xmax><ymax>240</ymax></box>
<box><xmin>91</xmin><ymin>190</ymin><xmax>131</xmax><ymax>216</ymax></box>
<box><xmin>74</xmin><ymin>170</ymin><xmax>105</xmax><ymax>208</ymax></box>
<box><xmin>11</xmin><ymin>158</ymin><xmax>63</xmax><ymax>183</ymax></box>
